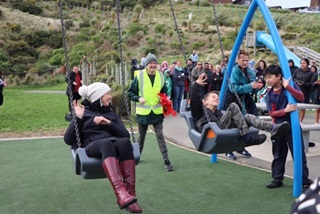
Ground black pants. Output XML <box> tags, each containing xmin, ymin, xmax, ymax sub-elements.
<box><xmin>85</xmin><ymin>138</ymin><xmax>134</xmax><ymax>162</ymax></box>
<box><xmin>271</xmin><ymin>128</ymin><xmax>309</xmax><ymax>183</ymax></box>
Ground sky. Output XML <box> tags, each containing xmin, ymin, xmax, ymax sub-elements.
<box><xmin>265</xmin><ymin>0</ymin><xmax>310</xmax><ymax>9</ymax></box>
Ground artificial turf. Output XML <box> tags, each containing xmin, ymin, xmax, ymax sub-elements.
<box><xmin>0</xmin><ymin>134</ymin><xmax>295</xmax><ymax>214</ymax></box>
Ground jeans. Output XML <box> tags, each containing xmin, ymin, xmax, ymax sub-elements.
<box><xmin>173</xmin><ymin>85</ymin><xmax>184</xmax><ymax>113</ymax></box>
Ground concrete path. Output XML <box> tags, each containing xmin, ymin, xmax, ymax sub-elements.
<box><xmin>162</xmin><ymin>113</ymin><xmax>320</xmax><ymax>181</ymax></box>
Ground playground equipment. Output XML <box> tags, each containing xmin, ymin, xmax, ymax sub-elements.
<box><xmin>219</xmin><ymin>0</ymin><xmax>303</xmax><ymax>197</ymax></box>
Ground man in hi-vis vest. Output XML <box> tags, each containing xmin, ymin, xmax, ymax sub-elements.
<box><xmin>128</xmin><ymin>53</ymin><xmax>174</xmax><ymax>172</ymax></box>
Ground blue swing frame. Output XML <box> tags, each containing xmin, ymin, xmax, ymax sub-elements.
<box><xmin>219</xmin><ymin>0</ymin><xmax>303</xmax><ymax>197</ymax></box>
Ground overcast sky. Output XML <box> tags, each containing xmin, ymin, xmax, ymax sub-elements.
<box><xmin>265</xmin><ymin>0</ymin><xmax>310</xmax><ymax>9</ymax></box>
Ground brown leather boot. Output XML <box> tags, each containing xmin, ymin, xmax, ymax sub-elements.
<box><xmin>102</xmin><ymin>157</ymin><xmax>137</xmax><ymax>209</ymax></box>
<box><xmin>120</xmin><ymin>160</ymin><xmax>142</xmax><ymax>213</ymax></box>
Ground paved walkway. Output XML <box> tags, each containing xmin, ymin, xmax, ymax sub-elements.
<box><xmin>162</xmin><ymin>113</ymin><xmax>320</xmax><ymax>181</ymax></box>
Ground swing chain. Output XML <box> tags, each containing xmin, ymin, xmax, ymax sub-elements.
<box><xmin>211</xmin><ymin>0</ymin><xmax>225</xmax><ymax>60</ymax></box>
<box><xmin>115</xmin><ymin>0</ymin><xmax>136</xmax><ymax>143</ymax></box>
<box><xmin>228</xmin><ymin>78</ymin><xmax>247</xmax><ymax>115</ymax></box>
<box><xmin>58</xmin><ymin>0</ymin><xmax>82</xmax><ymax>148</ymax></box>
<box><xmin>211</xmin><ymin>0</ymin><xmax>246</xmax><ymax>114</ymax></box>
<box><xmin>168</xmin><ymin>0</ymin><xmax>187</xmax><ymax>63</ymax></box>
<box><xmin>168</xmin><ymin>0</ymin><xmax>192</xmax><ymax>111</ymax></box>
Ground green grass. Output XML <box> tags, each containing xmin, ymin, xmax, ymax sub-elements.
<box><xmin>0</xmin><ymin>83</ymin><xmax>69</xmax><ymax>133</ymax></box>
<box><xmin>0</xmin><ymin>134</ymin><xmax>295</xmax><ymax>214</ymax></box>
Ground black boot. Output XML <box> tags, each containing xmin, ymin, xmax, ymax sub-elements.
<box><xmin>242</xmin><ymin>133</ymin><xmax>267</xmax><ymax>147</ymax></box>
<box><xmin>120</xmin><ymin>160</ymin><xmax>142</xmax><ymax>213</ymax></box>
<box><xmin>102</xmin><ymin>157</ymin><xmax>137</xmax><ymax>209</ymax></box>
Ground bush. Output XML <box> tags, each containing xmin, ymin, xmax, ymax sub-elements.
<box><xmin>191</xmin><ymin>41</ymin><xmax>205</xmax><ymax>50</ymax></box>
<box><xmin>282</xmin><ymin>33</ymin><xmax>296</xmax><ymax>40</ymax></box>
<box><xmin>126</xmin><ymin>23</ymin><xmax>147</xmax><ymax>36</ymax></box>
<box><xmin>133</xmin><ymin>4</ymin><xmax>143</xmax><ymax>14</ymax></box>
<box><xmin>12</xmin><ymin>0</ymin><xmax>43</xmax><ymax>15</ymax></box>
<box><xmin>142</xmin><ymin>46</ymin><xmax>156</xmax><ymax>56</ymax></box>
<box><xmin>154</xmin><ymin>24</ymin><xmax>165</xmax><ymax>35</ymax></box>
<box><xmin>24</xmin><ymin>30</ymin><xmax>63</xmax><ymax>49</ymax></box>
<box><xmin>6</xmin><ymin>40</ymin><xmax>38</xmax><ymax>58</ymax></box>
<box><xmin>0</xmin><ymin>49</ymin><xmax>10</xmax><ymax>72</ymax></box>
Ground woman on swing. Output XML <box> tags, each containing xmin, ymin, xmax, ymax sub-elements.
<box><xmin>64</xmin><ymin>82</ymin><xmax>142</xmax><ymax>213</ymax></box>
<box><xmin>190</xmin><ymin>73</ymin><xmax>289</xmax><ymax>147</ymax></box>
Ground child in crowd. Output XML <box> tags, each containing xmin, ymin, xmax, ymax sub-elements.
<box><xmin>264</xmin><ymin>65</ymin><xmax>313</xmax><ymax>189</ymax></box>
<box><xmin>190</xmin><ymin>73</ymin><xmax>289</xmax><ymax>147</ymax></box>
<box><xmin>164</xmin><ymin>69</ymin><xmax>172</xmax><ymax>99</ymax></box>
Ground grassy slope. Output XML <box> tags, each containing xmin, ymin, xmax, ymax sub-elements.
<box><xmin>1</xmin><ymin>2</ymin><xmax>320</xmax><ymax>68</ymax></box>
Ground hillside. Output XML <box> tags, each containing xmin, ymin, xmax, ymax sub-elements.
<box><xmin>1</xmin><ymin>1</ymin><xmax>320</xmax><ymax>80</ymax></box>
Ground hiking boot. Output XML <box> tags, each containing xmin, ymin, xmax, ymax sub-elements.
<box><xmin>225</xmin><ymin>152</ymin><xmax>237</xmax><ymax>160</ymax></box>
<box><xmin>164</xmin><ymin>159</ymin><xmax>174</xmax><ymax>172</ymax></box>
<box><xmin>270</xmin><ymin>122</ymin><xmax>289</xmax><ymax>141</ymax></box>
<box><xmin>242</xmin><ymin>133</ymin><xmax>267</xmax><ymax>147</ymax></box>
<box><xmin>236</xmin><ymin>149</ymin><xmax>252</xmax><ymax>157</ymax></box>
<box><xmin>266</xmin><ymin>179</ymin><xmax>283</xmax><ymax>188</ymax></box>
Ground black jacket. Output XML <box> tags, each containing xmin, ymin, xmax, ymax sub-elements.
<box><xmin>190</xmin><ymin>82</ymin><xmax>223</xmax><ymax>132</ymax></box>
<box><xmin>64</xmin><ymin>100</ymin><xmax>129</xmax><ymax>148</ymax></box>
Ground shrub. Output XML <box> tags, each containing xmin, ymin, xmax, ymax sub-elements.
<box><xmin>24</xmin><ymin>30</ymin><xmax>63</xmax><ymax>49</ymax></box>
<box><xmin>131</xmin><ymin>12</ymin><xmax>139</xmax><ymax>23</ymax></box>
<box><xmin>281</xmin><ymin>33</ymin><xmax>296</xmax><ymax>40</ymax></box>
<box><xmin>6</xmin><ymin>40</ymin><xmax>38</xmax><ymax>58</ymax></box>
<box><xmin>154</xmin><ymin>24</ymin><xmax>165</xmax><ymax>35</ymax></box>
<box><xmin>133</xmin><ymin>4</ymin><xmax>143</xmax><ymax>14</ymax></box>
<box><xmin>191</xmin><ymin>41</ymin><xmax>205</xmax><ymax>50</ymax></box>
<box><xmin>142</xmin><ymin>46</ymin><xmax>156</xmax><ymax>56</ymax></box>
<box><xmin>49</xmin><ymin>49</ymin><xmax>64</xmax><ymax>66</ymax></box>
<box><xmin>126</xmin><ymin>23</ymin><xmax>147</xmax><ymax>36</ymax></box>
<box><xmin>309</xmin><ymin>40</ymin><xmax>320</xmax><ymax>53</ymax></box>
<box><xmin>12</xmin><ymin>0</ymin><xmax>43</xmax><ymax>15</ymax></box>
<box><xmin>0</xmin><ymin>49</ymin><xmax>10</xmax><ymax>72</ymax></box>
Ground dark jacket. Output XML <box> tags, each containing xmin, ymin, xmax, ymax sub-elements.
<box><xmin>171</xmin><ymin>67</ymin><xmax>188</xmax><ymax>87</ymax></box>
<box><xmin>289</xmin><ymin>65</ymin><xmax>299</xmax><ymax>75</ymax></box>
<box><xmin>64</xmin><ymin>100</ymin><xmax>129</xmax><ymax>148</ymax></box>
<box><xmin>65</xmin><ymin>71</ymin><xmax>82</xmax><ymax>95</ymax></box>
<box><xmin>292</xmin><ymin>68</ymin><xmax>313</xmax><ymax>99</ymax></box>
<box><xmin>128</xmin><ymin>73</ymin><xmax>167</xmax><ymax>125</ymax></box>
<box><xmin>190</xmin><ymin>82</ymin><xmax>223</xmax><ymax>132</ymax></box>
<box><xmin>211</xmin><ymin>72</ymin><xmax>224</xmax><ymax>91</ymax></box>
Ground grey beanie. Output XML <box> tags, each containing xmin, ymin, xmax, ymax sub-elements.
<box><xmin>79</xmin><ymin>82</ymin><xmax>111</xmax><ymax>103</ymax></box>
<box><xmin>145</xmin><ymin>53</ymin><xmax>158</xmax><ymax>66</ymax></box>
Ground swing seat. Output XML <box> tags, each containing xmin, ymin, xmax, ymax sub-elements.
<box><xmin>71</xmin><ymin>143</ymin><xmax>140</xmax><ymax>179</ymax></box>
<box><xmin>180</xmin><ymin>100</ymin><xmax>259</xmax><ymax>154</ymax></box>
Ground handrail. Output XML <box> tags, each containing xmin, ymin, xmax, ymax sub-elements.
<box><xmin>287</xmin><ymin>46</ymin><xmax>320</xmax><ymax>66</ymax></box>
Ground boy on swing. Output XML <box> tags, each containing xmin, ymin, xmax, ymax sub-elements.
<box><xmin>190</xmin><ymin>73</ymin><xmax>289</xmax><ymax>147</ymax></box>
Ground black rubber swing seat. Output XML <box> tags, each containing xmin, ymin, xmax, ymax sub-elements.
<box><xmin>71</xmin><ymin>143</ymin><xmax>140</xmax><ymax>179</ymax></box>
<box><xmin>179</xmin><ymin>100</ymin><xmax>259</xmax><ymax>154</ymax></box>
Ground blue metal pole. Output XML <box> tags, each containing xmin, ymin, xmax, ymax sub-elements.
<box><xmin>219</xmin><ymin>1</ymin><xmax>258</xmax><ymax>109</ymax></box>
<box><xmin>256</xmin><ymin>0</ymin><xmax>302</xmax><ymax>197</ymax></box>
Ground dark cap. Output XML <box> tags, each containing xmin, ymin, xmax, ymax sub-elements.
<box><xmin>288</xmin><ymin>59</ymin><xmax>294</xmax><ymax>64</ymax></box>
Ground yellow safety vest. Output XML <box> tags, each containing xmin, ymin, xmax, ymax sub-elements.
<box><xmin>136</xmin><ymin>69</ymin><xmax>164</xmax><ymax>115</ymax></box>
